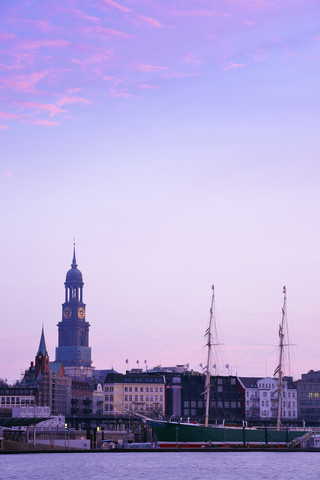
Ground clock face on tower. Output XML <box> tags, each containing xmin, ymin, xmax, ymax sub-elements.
<box><xmin>63</xmin><ymin>307</ymin><xmax>72</xmax><ymax>319</ymax></box>
<box><xmin>78</xmin><ymin>307</ymin><xmax>85</xmax><ymax>319</ymax></box>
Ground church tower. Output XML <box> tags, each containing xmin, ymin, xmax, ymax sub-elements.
<box><xmin>34</xmin><ymin>325</ymin><xmax>50</xmax><ymax>379</ymax></box>
<box><xmin>55</xmin><ymin>245</ymin><xmax>92</xmax><ymax>378</ymax></box>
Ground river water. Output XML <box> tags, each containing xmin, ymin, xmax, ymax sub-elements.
<box><xmin>1</xmin><ymin>451</ymin><xmax>319</xmax><ymax>480</ymax></box>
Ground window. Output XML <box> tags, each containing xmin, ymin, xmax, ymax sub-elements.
<box><xmin>140</xmin><ymin>387</ymin><xmax>144</xmax><ymax>392</ymax></box>
<box><xmin>191</xmin><ymin>409</ymin><xmax>196</xmax><ymax>416</ymax></box>
<box><xmin>230</xmin><ymin>378</ymin><xmax>236</xmax><ymax>385</ymax></box>
<box><xmin>155</xmin><ymin>395</ymin><xmax>158</xmax><ymax>402</ymax></box>
<box><xmin>155</xmin><ymin>387</ymin><xmax>158</xmax><ymax>392</ymax></box>
<box><xmin>218</xmin><ymin>379</ymin><xmax>223</xmax><ymax>385</ymax></box>
<box><xmin>150</xmin><ymin>387</ymin><xmax>153</xmax><ymax>392</ymax></box>
<box><xmin>140</xmin><ymin>395</ymin><xmax>143</xmax><ymax>401</ymax></box>
<box><xmin>105</xmin><ymin>395</ymin><xmax>108</xmax><ymax>401</ymax></box>
<box><xmin>191</xmin><ymin>401</ymin><xmax>196</xmax><ymax>408</ymax></box>
<box><xmin>146</xmin><ymin>395</ymin><xmax>149</xmax><ymax>401</ymax></box>
<box><xmin>125</xmin><ymin>395</ymin><xmax>128</xmax><ymax>401</ymax></box>
<box><xmin>184</xmin><ymin>401</ymin><xmax>189</xmax><ymax>407</ymax></box>
<box><xmin>224</xmin><ymin>401</ymin><xmax>229</xmax><ymax>408</ymax></box>
<box><xmin>125</xmin><ymin>387</ymin><xmax>128</xmax><ymax>392</ymax></box>
<box><xmin>184</xmin><ymin>409</ymin><xmax>189</xmax><ymax>416</ymax></box>
<box><xmin>218</xmin><ymin>387</ymin><xmax>223</xmax><ymax>393</ymax></box>
<box><xmin>129</xmin><ymin>387</ymin><xmax>132</xmax><ymax>392</ymax></box>
<box><xmin>110</xmin><ymin>395</ymin><xmax>113</xmax><ymax>402</ymax></box>
<box><xmin>218</xmin><ymin>401</ymin><xmax>223</xmax><ymax>408</ymax></box>
<box><xmin>146</xmin><ymin>387</ymin><xmax>149</xmax><ymax>392</ymax></box>
<box><xmin>135</xmin><ymin>387</ymin><xmax>138</xmax><ymax>392</ymax></box>
<box><xmin>135</xmin><ymin>395</ymin><xmax>138</xmax><ymax>401</ymax></box>
<box><xmin>150</xmin><ymin>396</ymin><xmax>153</xmax><ymax>401</ymax></box>
<box><xmin>198</xmin><ymin>401</ymin><xmax>203</xmax><ymax>408</ymax></box>
<box><xmin>160</xmin><ymin>395</ymin><xmax>163</xmax><ymax>402</ymax></box>
<box><xmin>231</xmin><ymin>402</ymin><xmax>236</xmax><ymax>408</ymax></box>
<box><xmin>129</xmin><ymin>395</ymin><xmax>132</xmax><ymax>401</ymax></box>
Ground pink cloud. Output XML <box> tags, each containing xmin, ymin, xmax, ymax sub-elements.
<box><xmin>172</xmin><ymin>9</ymin><xmax>217</xmax><ymax>17</ymax></box>
<box><xmin>31</xmin><ymin>118</ymin><xmax>59</xmax><ymax>126</ymax></box>
<box><xmin>229</xmin><ymin>0</ymin><xmax>275</xmax><ymax>7</ymax></box>
<box><xmin>109</xmin><ymin>88</ymin><xmax>132</xmax><ymax>98</ymax></box>
<box><xmin>224</xmin><ymin>62</ymin><xmax>248</xmax><ymax>70</ymax></box>
<box><xmin>136</xmin><ymin>83</ymin><xmax>160</xmax><ymax>90</ymax></box>
<box><xmin>284</xmin><ymin>50</ymin><xmax>297</xmax><ymax>59</ymax></box>
<box><xmin>244</xmin><ymin>21</ymin><xmax>256</xmax><ymax>26</ymax></box>
<box><xmin>19</xmin><ymin>39</ymin><xmax>70</xmax><ymax>50</ymax></box>
<box><xmin>0</xmin><ymin>111</ymin><xmax>19</xmax><ymax>119</ymax></box>
<box><xmin>101</xmin><ymin>75</ymin><xmax>116</xmax><ymax>81</ymax></box>
<box><xmin>162</xmin><ymin>71</ymin><xmax>199</xmax><ymax>80</ymax></box>
<box><xmin>0</xmin><ymin>53</ymin><xmax>35</xmax><ymax>71</ymax></box>
<box><xmin>19</xmin><ymin>102</ymin><xmax>66</xmax><ymax>117</ymax></box>
<box><xmin>0</xmin><ymin>70</ymin><xmax>51</xmax><ymax>93</ymax></box>
<box><xmin>103</xmin><ymin>0</ymin><xmax>131</xmax><ymax>13</ymax></box>
<box><xmin>253</xmin><ymin>50</ymin><xmax>268</xmax><ymax>62</ymax></box>
<box><xmin>182</xmin><ymin>53</ymin><xmax>201</xmax><ymax>64</ymax></box>
<box><xmin>84</xmin><ymin>26</ymin><xmax>133</xmax><ymax>39</ymax></box>
<box><xmin>56</xmin><ymin>96</ymin><xmax>92</xmax><ymax>106</ymax></box>
<box><xmin>0</xmin><ymin>125</ymin><xmax>10</xmax><ymax>130</ymax></box>
<box><xmin>71</xmin><ymin>51</ymin><xmax>113</xmax><ymax>69</ymax></box>
<box><xmin>136</xmin><ymin>15</ymin><xmax>163</xmax><ymax>28</ymax></box>
<box><xmin>61</xmin><ymin>8</ymin><xmax>99</xmax><ymax>22</ymax></box>
<box><xmin>0</xmin><ymin>30</ymin><xmax>16</xmax><ymax>39</ymax></box>
<box><xmin>136</xmin><ymin>64</ymin><xmax>167</xmax><ymax>72</ymax></box>
<box><xmin>28</xmin><ymin>20</ymin><xmax>57</xmax><ymax>33</ymax></box>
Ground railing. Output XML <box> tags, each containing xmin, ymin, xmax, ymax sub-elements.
<box><xmin>288</xmin><ymin>429</ymin><xmax>320</xmax><ymax>448</ymax></box>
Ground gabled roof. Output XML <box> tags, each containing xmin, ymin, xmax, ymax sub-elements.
<box><xmin>238</xmin><ymin>377</ymin><xmax>262</xmax><ymax>389</ymax></box>
<box><xmin>49</xmin><ymin>361</ymin><xmax>64</xmax><ymax>377</ymax></box>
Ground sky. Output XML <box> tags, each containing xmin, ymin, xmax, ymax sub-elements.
<box><xmin>1</xmin><ymin>0</ymin><xmax>320</xmax><ymax>384</ymax></box>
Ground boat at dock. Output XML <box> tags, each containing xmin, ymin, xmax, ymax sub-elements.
<box><xmin>147</xmin><ymin>286</ymin><xmax>310</xmax><ymax>448</ymax></box>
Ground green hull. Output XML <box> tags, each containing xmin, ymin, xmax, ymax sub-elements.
<box><xmin>147</xmin><ymin>420</ymin><xmax>307</xmax><ymax>447</ymax></box>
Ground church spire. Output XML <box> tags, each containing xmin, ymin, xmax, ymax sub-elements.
<box><xmin>37</xmin><ymin>325</ymin><xmax>48</xmax><ymax>356</ymax></box>
<box><xmin>71</xmin><ymin>240</ymin><xmax>77</xmax><ymax>268</ymax></box>
<box><xmin>35</xmin><ymin>325</ymin><xmax>49</xmax><ymax>378</ymax></box>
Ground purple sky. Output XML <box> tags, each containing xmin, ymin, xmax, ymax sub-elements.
<box><xmin>1</xmin><ymin>0</ymin><xmax>320</xmax><ymax>383</ymax></box>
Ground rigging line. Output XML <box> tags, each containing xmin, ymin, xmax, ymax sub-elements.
<box><xmin>147</xmin><ymin>305</ymin><xmax>208</xmax><ymax>361</ymax></box>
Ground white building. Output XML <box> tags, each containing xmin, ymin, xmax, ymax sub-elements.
<box><xmin>240</xmin><ymin>376</ymin><xmax>297</xmax><ymax>421</ymax></box>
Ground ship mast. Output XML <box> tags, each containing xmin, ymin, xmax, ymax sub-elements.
<box><xmin>275</xmin><ymin>286</ymin><xmax>286</xmax><ymax>431</ymax></box>
<box><xmin>204</xmin><ymin>285</ymin><xmax>215</xmax><ymax>427</ymax></box>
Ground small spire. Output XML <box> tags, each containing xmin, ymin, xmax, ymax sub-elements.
<box><xmin>71</xmin><ymin>239</ymin><xmax>77</xmax><ymax>268</ymax></box>
<box><xmin>37</xmin><ymin>325</ymin><xmax>48</xmax><ymax>356</ymax></box>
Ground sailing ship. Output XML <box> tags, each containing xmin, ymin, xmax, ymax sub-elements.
<box><xmin>146</xmin><ymin>286</ymin><xmax>310</xmax><ymax>448</ymax></box>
